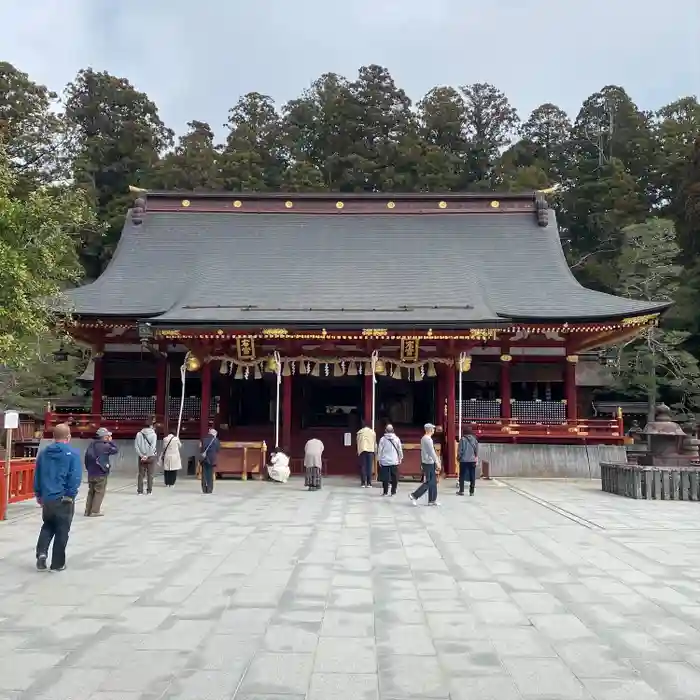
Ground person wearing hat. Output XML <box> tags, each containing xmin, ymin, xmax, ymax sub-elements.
<box><xmin>83</xmin><ymin>427</ymin><xmax>119</xmax><ymax>516</ymax></box>
<box><xmin>409</xmin><ymin>423</ymin><xmax>441</xmax><ymax>506</ymax></box>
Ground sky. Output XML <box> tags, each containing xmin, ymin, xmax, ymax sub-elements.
<box><xmin>2</xmin><ymin>0</ymin><xmax>699</xmax><ymax>139</ymax></box>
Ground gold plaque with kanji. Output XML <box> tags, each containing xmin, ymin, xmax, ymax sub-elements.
<box><xmin>400</xmin><ymin>338</ymin><xmax>420</xmax><ymax>362</ymax></box>
<box><xmin>236</xmin><ymin>337</ymin><xmax>256</xmax><ymax>361</ymax></box>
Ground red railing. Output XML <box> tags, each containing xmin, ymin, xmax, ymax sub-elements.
<box><xmin>43</xmin><ymin>413</ymin><xmax>204</xmax><ymax>438</ymax></box>
<box><xmin>460</xmin><ymin>417</ymin><xmax>625</xmax><ymax>443</ymax></box>
<box><xmin>0</xmin><ymin>458</ymin><xmax>36</xmax><ymax>520</ymax></box>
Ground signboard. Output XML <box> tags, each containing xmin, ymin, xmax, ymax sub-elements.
<box><xmin>4</xmin><ymin>411</ymin><xmax>19</xmax><ymax>430</ymax></box>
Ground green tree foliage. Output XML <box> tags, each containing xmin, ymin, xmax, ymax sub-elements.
<box><xmin>150</xmin><ymin>120</ymin><xmax>222</xmax><ymax>191</ymax></box>
<box><xmin>64</xmin><ymin>68</ymin><xmax>173</xmax><ymax>276</ymax></box>
<box><xmin>0</xmin><ymin>62</ymin><xmax>65</xmax><ymax>195</ymax></box>
<box><xmin>613</xmin><ymin>219</ymin><xmax>700</xmax><ymax>415</ymax></box>
<box><xmin>0</xmin><ymin>146</ymin><xmax>97</xmax><ymax>368</ymax></box>
<box><xmin>219</xmin><ymin>92</ymin><xmax>286</xmax><ymax>191</ymax></box>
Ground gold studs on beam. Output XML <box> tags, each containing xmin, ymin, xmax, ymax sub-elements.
<box><xmin>387</xmin><ymin>201</ymin><xmax>396</xmax><ymax>209</ymax></box>
<box><xmin>233</xmin><ymin>200</ymin><xmax>242</xmax><ymax>208</ymax></box>
<box><xmin>181</xmin><ymin>199</ymin><xmax>191</xmax><ymax>207</ymax></box>
<box><xmin>438</xmin><ymin>201</ymin><xmax>447</xmax><ymax>209</ymax></box>
<box><xmin>490</xmin><ymin>200</ymin><xmax>500</xmax><ymax>208</ymax></box>
<box><xmin>336</xmin><ymin>201</ymin><xmax>344</xmax><ymax>209</ymax></box>
<box><xmin>285</xmin><ymin>201</ymin><xmax>293</xmax><ymax>209</ymax></box>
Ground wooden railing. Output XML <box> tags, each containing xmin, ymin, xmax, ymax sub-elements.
<box><xmin>1</xmin><ymin>458</ymin><xmax>36</xmax><ymax>520</ymax></box>
<box><xmin>43</xmin><ymin>412</ymin><xmax>202</xmax><ymax>439</ymax></box>
<box><xmin>460</xmin><ymin>417</ymin><xmax>624</xmax><ymax>442</ymax></box>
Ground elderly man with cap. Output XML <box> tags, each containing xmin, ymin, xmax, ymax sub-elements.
<box><xmin>200</xmin><ymin>428</ymin><xmax>221</xmax><ymax>494</ymax></box>
<box><xmin>409</xmin><ymin>423</ymin><xmax>441</xmax><ymax>506</ymax></box>
<box><xmin>84</xmin><ymin>427</ymin><xmax>119</xmax><ymax>517</ymax></box>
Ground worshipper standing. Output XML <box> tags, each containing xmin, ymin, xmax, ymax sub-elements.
<box><xmin>84</xmin><ymin>427</ymin><xmax>118</xmax><ymax>516</ymax></box>
<box><xmin>356</xmin><ymin>423</ymin><xmax>377</xmax><ymax>488</ymax></box>
<box><xmin>409</xmin><ymin>423</ymin><xmax>441</xmax><ymax>506</ymax></box>
<box><xmin>134</xmin><ymin>419</ymin><xmax>158</xmax><ymax>495</ymax></box>
<box><xmin>160</xmin><ymin>432</ymin><xmax>182</xmax><ymax>487</ymax></box>
<box><xmin>456</xmin><ymin>425</ymin><xmax>479</xmax><ymax>496</ymax></box>
<box><xmin>200</xmin><ymin>428</ymin><xmax>221</xmax><ymax>494</ymax></box>
<box><xmin>33</xmin><ymin>423</ymin><xmax>82</xmax><ymax>571</ymax></box>
<box><xmin>304</xmin><ymin>437</ymin><xmax>324</xmax><ymax>490</ymax></box>
<box><xmin>267</xmin><ymin>446</ymin><xmax>291</xmax><ymax>483</ymax></box>
<box><xmin>377</xmin><ymin>424</ymin><xmax>403</xmax><ymax>496</ymax></box>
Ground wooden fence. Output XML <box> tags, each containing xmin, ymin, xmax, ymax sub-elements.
<box><xmin>601</xmin><ymin>462</ymin><xmax>700</xmax><ymax>501</ymax></box>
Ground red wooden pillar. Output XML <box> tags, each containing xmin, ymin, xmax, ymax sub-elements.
<box><xmin>364</xmin><ymin>371</ymin><xmax>373</xmax><ymax>431</ymax></box>
<box><xmin>91</xmin><ymin>354</ymin><xmax>104</xmax><ymax>416</ymax></box>
<box><xmin>435</xmin><ymin>366</ymin><xmax>445</xmax><ymax>429</ymax></box>
<box><xmin>155</xmin><ymin>354</ymin><xmax>167</xmax><ymax>422</ymax></box>
<box><xmin>282</xmin><ymin>373</ymin><xmax>293</xmax><ymax>450</ymax></box>
<box><xmin>500</xmin><ymin>354</ymin><xmax>512</xmax><ymax>420</ymax></box>
<box><xmin>445</xmin><ymin>362</ymin><xmax>457</xmax><ymax>477</ymax></box>
<box><xmin>564</xmin><ymin>354</ymin><xmax>578</xmax><ymax>421</ymax></box>
<box><xmin>200</xmin><ymin>361</ymin><xmax>212</xmax><ymax>438</ymax></box>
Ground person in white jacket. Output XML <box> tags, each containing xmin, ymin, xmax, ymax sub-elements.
<box><xmin>160</xmin><ymin>432</ymin><xmax>182</xmax><ymax>487</ymax></box>
<box><xmin>267</xmin><ymin>447</ymin><xmax>290</xmax><ymax>483</ymax></box>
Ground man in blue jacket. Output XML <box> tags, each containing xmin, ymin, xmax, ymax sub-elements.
<box><xmin>33</xmin><ymin>423</ymin><xmax>82</xmax><ymax>571</ymax></box>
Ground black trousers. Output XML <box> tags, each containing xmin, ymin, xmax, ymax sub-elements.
<box><xmin>36</xmin><ymin>499</ymin><xmax>74</xmax><ymax>569</ymax></box>
<box><xmin>411</xmin><ymin>463</ymin><xmax>438</xmax><ymax>503</ymax></box>
<box><xmin>359</xmin><ymin>451</ymin><xmax>374</xmax><ymax>485</ymax></box>
<box><xmin>458</xmin><ymin>461</ymin><xmax>477</xmax><ymax>494</ymax></box>
<box><xmin>380</xmin><ymin>464</ymin><xmax>398</xmax><ymax>495</ymax></box>
<box><xmin>164</xmin><ymin>470</ymin><xmax>178</xmax><ymax>486</ymax></box>
<box><xmin>201</xmin><ymin>462</ymin><xmax>215</xmax><ymax>493</ymax></box>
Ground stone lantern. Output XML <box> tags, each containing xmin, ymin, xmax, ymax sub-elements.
<box><xmin>639</xmin><ymin>403</ymin><xmax>690</xmax><ymax>466</ymax></box>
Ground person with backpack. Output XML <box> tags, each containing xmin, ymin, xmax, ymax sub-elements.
<box><xmin>457</xmin><ymin>426</ymin><xmax>479</xmax><ymax>496</ymax></box>
<box><xmin>84</xmin><ymin>427</ymin><xmax>119</xmax><ymax>516</ymax></box>
<box><xmin>377</xmin><ymin>424</ymin><xmax>403</xmax><ymax>496</ymax></box>
<box><xmin>134</xmin><ymin>420</ymin><xmax>158</xmax><ymax>494</ymax></box>
<box><xmin>200</xmin><ymin>428</ymin><xmax>221</xmax><ymax>493</ymax></box>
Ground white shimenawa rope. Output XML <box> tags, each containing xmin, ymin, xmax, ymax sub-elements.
<box><xmin>176</xmin><ymin>355</ymin><xmax>189</xmax><ymax>438</ymax></box>
<box><xmin>371</xmin><ymin>350</ymin><xmax>378</xmax><ymax>433</ymax></box>
<box><xmin>458</xmin><ymin>351</ymin><xmax>466</xmax><ymax>440</ymax></box>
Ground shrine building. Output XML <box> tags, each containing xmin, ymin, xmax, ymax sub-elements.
<box><xmin>47</xmin><ymin>191</ymin><xmax>668</xmax><ymax>478</ymax></box>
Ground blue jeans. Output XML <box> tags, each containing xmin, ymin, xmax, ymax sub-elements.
<box><xmin>359</xmin><ymin>451</ymin><xmax>374</xmax><ymax>485</ymax></box>
<box><xmin>411</xmin><ymin>463</ymin><xmax>438</xmax><ymax>503</ymax></box>
<box><xmin>459</xmin><ymin>462</ymin><xmax>476</xmax><ymax>494</ymax></box>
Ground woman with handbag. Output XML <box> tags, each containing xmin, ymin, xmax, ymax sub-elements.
<box><xmin>160</xmin><ymin>432</ymin><xmax>182</xmax><ymax>487</ymax></box>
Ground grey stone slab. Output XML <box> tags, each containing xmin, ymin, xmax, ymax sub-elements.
<box><xmin>169</xmin><ymin>669</ymin><xmax>244</xmax><ymax>699</ymax></box>
<box><xmin>555</xmin><ymin>641</ymin><xmax>637</xmax><ymax>679</ymax></box>
<box><xmin>378</xmin><ymin>655</ymin><xmax>449</xmax><ymax>698</ymax></box>
<box><xmin>425</xmin><ymin>612</ymin><xmax>489</xmax><ymax>640</ymax></box>
<box><xmin>0</xmin><ymin>651</ymin><xmax>67</xmax><ymax>691</ymax></box>
<box><xmin>530</xmin><ymin>613</ymin><xmax>596</xmax><ymax>641</ymax></box>
<box><xmin>321</xmin><ymin>611</ymin><xmax>374</xmax><ymax>637</ymax></box>
<box><xmin>449</xmin><ymin>674</ymin><xmax>522</xmax><ymax>700</ymax></box>
<box><xmin>237</xmin><ymin>652</ymin><xmax>314</xmax><ymax>696</ymax></box>
<box><xmin>581</xmin><ymin>678</ymin><xmax>662</xmax><ymax>700</ymax></box>
<box><xmin>307</xmin><ymin>673</ymin><xmax>378</xmax><ymax>700</ymax></box>
<box><xmin>472</xmin><ymin>601</ymin><xmax>531</xmax><ymax>626</ymax></box>
<box><xmin>263</xmin><ymin>624</ymin><xmax>319</xmax><ymax>653</ymax></box>
<box><xmin>138</xmin><ymin>619</ymin><xmax>214</xmax><ymax>650</ymax></box>
<box><xmin>314</xmin><ymin>637</ymin><xmax>376</xmax><ymax>673</ymax></box>
<box><xmin>377</xmin><ymin>623</ymin><xmax>436</xmax><ymax>656</ymax></box>
<box><xmin>630</xmin><ymin>659</ymin><xmax>700</xmax><ymax>699</ymax></box>
<box><xmin>459</xmin><ymin>581</ymin><xmax>511</xmax><ymax>601</ymax></box>
<box><xmin>503</xmin><ymin>656</ymin><xmax>590</xmax><ymax>698</ymax></box>
<box><xmin>215</xmin><ymin>608</ymin><xmax>275</xmax><ymax>635</ymax></box>
<box><xmin>433</xmin><ymin>639</ymin><xmax>503</xmax><ymax>677</ymax></box>
<box><xmin>488</xmin><ymin>627</ymin><xmax>558</xmax><ymax>658</ymax></box>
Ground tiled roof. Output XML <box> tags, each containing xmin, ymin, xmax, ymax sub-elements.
<box><xmin>64</xmin><ymin>209</ymin><xmax>668</xmax><ymax>325</ymax></box>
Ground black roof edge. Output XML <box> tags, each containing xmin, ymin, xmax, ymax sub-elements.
<box><xmin>143</xmin><ymin>190</ymin><xmax>538</xmax><ymax>201</ymax></box>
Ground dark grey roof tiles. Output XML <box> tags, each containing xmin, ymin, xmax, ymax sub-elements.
<box><xmin>64</xmin><ymin>210</ymin><xmax>667</xmax><ymax>325</ymax></box>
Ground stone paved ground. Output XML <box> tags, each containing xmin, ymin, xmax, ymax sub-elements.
<box><xmin>2</xmin><ymin>476</ymin><xmax>700</xmax><ymax>700</ymax></box>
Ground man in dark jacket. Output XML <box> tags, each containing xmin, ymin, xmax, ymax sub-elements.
<box><xmin>33</xmin><ymin>423</ymin><xmax>82</xmax><ymax>571</ymax></box>
<box><xmin>200</xmin><ymin>428</ymin><xmax>221</xmax><ymax>494</ymax></box>
<box><xmin>457</xmin><ymin>426</ymin><xmax>479</xmax><ymax>496</ymax></box>
<box><xmin>84</xmin><ymin>427</ymin><xmax>119</xmax><ymax>517</ymax></box>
